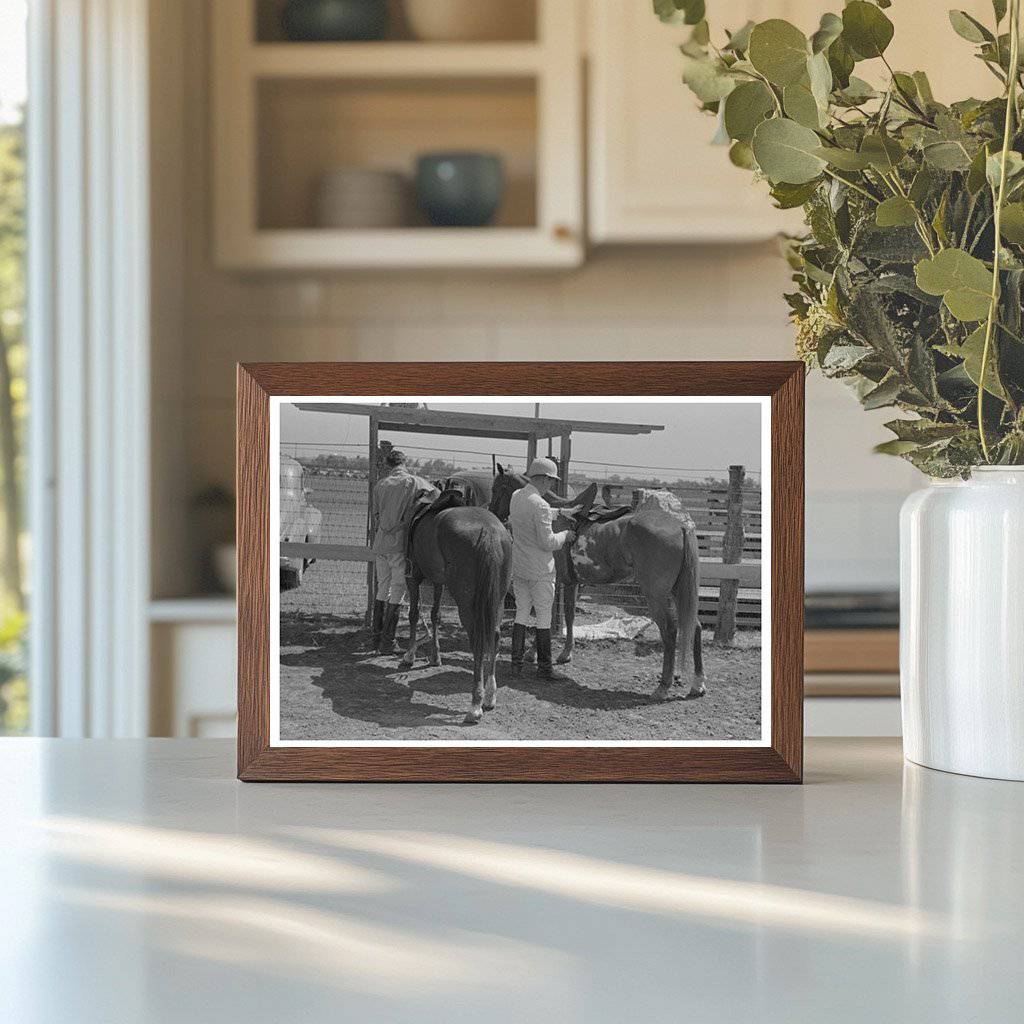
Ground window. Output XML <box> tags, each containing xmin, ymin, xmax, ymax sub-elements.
<box><xmin>0</xmin><ymin>0</ymin><xmax>28</xmax><ymax>734</ymax></box>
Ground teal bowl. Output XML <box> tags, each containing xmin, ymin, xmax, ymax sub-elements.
<box><xmin>415</xmin><ymin>152</ymin><xmax>505</xmax><ymax>228</ymax></box>
<box><xmin>281</xmin><ymin>0</ymin><xmax>388</xmax><ymax>42</ymax></box>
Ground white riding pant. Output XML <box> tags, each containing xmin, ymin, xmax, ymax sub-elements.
<box><xmin>513</xmin><ymin>577</ymin><xmax>556</xmax><ymax>629</ymax></box>
<box><xmin>375</xmin><ymin>553</ymin><xmax>407</xmax><ymax>604</ymax></box>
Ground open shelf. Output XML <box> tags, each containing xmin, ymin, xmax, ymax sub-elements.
<box><xmin>257</xmin><ymin>76</ymin><xmax>538</xmax><ymax>232</ymax></box>
<box><xmin>254</xmin><ymin>0</ymin><xmax>538</xmax><ymax>45</ymax></box>
<box><xmin>213</xmin><ymin>0</ymin><xmax>581</xmax><ymax>268</ymax></box>
<box><xmin>249</xmin><ymin>42</ymin><xmax>544</xmax><ymax>77</ymax></box>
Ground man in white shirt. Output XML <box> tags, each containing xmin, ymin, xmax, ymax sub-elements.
<box><xmin>370</xmin><ymin>449</ymin><xmax>436</xmax><ymax>653</ymax></box>
<box><xmin>508</xmin><ymin>457</ymin><xmax>576</xmax><ymax>680</ymax></box>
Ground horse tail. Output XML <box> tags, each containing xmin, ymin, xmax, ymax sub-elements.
<box><xmin>468</xmin><ymin>524</ymin><xmax>510</xmax><ymax>648</ymax></box>
<box><xmin>673</xmin><ymin>523</ymin><xmax>701</xmax><ymax>674</ymax></box>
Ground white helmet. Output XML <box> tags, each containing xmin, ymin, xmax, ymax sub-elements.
<box><xmin>526</xmin><ymin>456</ymin><xmax>560</xmax><ymax>480</ymax></box>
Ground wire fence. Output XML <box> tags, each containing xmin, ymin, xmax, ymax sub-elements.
<box><xmin>279</xmin><ymin>442</ymin><xmax>762</xmax><ymax>633</ymax></box>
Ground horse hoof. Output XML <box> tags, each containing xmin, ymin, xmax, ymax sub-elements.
<box><xmin>686</xmin><ymin>683</ymin><xmax>707</xmax><ymax>700</ymax></box>
<box><xmin>651</xmin><ymin>685</ymin><xmax>674</xmax><ymax>702</ymax></box>
<box><xmin>482</xmin><ymin>702</ymin><xmax>496</xmax><ymax>712</ymax></box>
<box><xmin>463</xmin><ymin>710</ymin><xmax>482</xmax><ymax>726</ymax></box>
<box><xmin>556</xmin><ymin>652</ymin><xmax>573</xmax><ymax>665</ymax></box>
<box><xmin>428</xmin><ymin>656</ymin><xmax>442</xmax><ymax>668</ymax></box>
<box><xmin>399</xmin><ymin>657</ymin><xmax>415</xmax><ymax>670</ymax></box>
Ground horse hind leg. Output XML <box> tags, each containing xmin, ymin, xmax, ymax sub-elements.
<box><xmin>556</xmin><ymin>581</ymin><xmax>576</xmax><ymax>665</ymax></box>
<box><xmin>686</xmin><ymin>620</ymin><xmax>707</xmax><ymax>700</ymax></box>
<box><xmin>482</xmin><ymin>632</ymin><xmax>499</xmax><ymax>711</ymax></box>
<box><xmin>650</xmin><ymin>599</ymin><xmax>678</xmax><ymax>701</ymax></box>
<box><xmin>399</xmin><ymin>575</ymin><xmax>421</xmax><ymax>668</ymax></box>
<box><xmin>428</xmin><ymin>583</ymin><xmax>443</xmax><ymax>667</ymax></box>
<box><xmin>464</xmin><ymin>646</ymin><xmax>485</xmax><ymax>726</ymax></box>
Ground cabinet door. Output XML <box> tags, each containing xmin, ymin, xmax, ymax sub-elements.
<box><xmin>588</xmin><ymin>1</ymin><xmax>1003</xmax><ymax>245</ymax></box>
<box><xmin>588</xmin><ymin>1</ymin><xmax>814</xmax><ymax>243</ymax></box>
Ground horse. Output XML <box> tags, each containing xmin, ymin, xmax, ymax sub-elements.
<box><xmin>400</xmin><ymin>490</ymin><xmax>513</xmax><ymax>725</ymax></box>
<box><xmin>554</xmin><ymin>503</ymin><xmax>706</xmax><ymax>701</ymax></box>
<box><xmin>488</xmin><ymin>465</ymin><xmax>597</xmax><ymax>664</ymax></box>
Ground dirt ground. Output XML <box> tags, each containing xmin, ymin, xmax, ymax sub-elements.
<box><xmin>279</xmin><ymin>573</ymin><xmax>763</xmax><ymax>742</ymax></box>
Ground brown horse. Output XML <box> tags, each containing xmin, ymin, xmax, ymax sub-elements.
<box><xmin>487</xmin><ymin>466</ymin><xmax>597</xmax><ymax>665</ymax></box>
<box><xmin>555</xmin><ymin>503</ymin><xmax>706</xmax><ymax>701</ymax></box>
<box><xmin>400</xmin><ymin>491</ymin><xmax>512</xmax><ymax>725</ymax></box>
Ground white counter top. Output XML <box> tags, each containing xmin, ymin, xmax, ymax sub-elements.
<box><xmin>2</xmin><ymin>738</ymin><xmax>1021</xmax><ymax>1023</ymax></box>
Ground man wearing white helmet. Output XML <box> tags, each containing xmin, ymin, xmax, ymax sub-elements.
<box><xmin>507</xmin><ymin>457</ymin><xmax>576</xmax><ymax>680</ymax></box>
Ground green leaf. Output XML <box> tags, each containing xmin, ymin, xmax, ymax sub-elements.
<box><xmin>681</xmin><ymin>55</ymin><xmax>737</xmax><ymax>103</ymax></box>
<box><xmin>752</xmin><ymin>117</ymin><xmax>827</xmax><ymax>184</ymax></box>
<box><xmin>1000</xmin><ymin>202</ymin><xmax>1024</xmax><ymax>242</ymax></box>
<box><xmin>770</xmin><ymin>179</ymin><xmax>820</xmax><ymax>209</ymax></box>
<box><xmin>836</xmin><ymin>75</ymin><xmax>877</xmax><ymax>105</ymax></box>
<box><xmin>723</xmin><ymin>81</ymin><xmax>775</xmax><ymax>143</ymax></box>
<box><xmin>810</xmin><ymin>12</ymin><xmax>843</xmax><ymax>54</ymax></box>
<box><xmin>994</xmin><ymin>0</ymin><xmax>1008</xmax><ymax>24</ymax></box>
<box><xmin>874</xmin><ymin>439</ymin><xmax>922</xmax><ymax>455</ymax></box>
<box><xmin>724</xmin><ymin>20</ymin><xmax>755</xmax><ymax>53</ymax></box>
<box><xmin>654</xmin><ymin>0</ymin><xmax>705</xmax><ymax>25</ymax></box>
<box><xmin>815</xmin><ymin>145</ymin><xmax>872</xmax><ymax>170</ymax></box>
<box><xmin>909</xmin><ymin>165</ymin><xmax>936</xmax><ymax>205</ymax></box>
<box><xmin>912</xmin><ymin>71</ymin><xmax>935</xmax><ymax>105</ymax></box>
<box><xmin>875</xmin><ymin>196</ymin><xmax>918</xmax><ymax>228</ymax></box>
<box><xmin>884</xmin><ymin>419</ymin><xmax>963</xmax><ymax>443</ymax></box>
<box><xmin>783</xmin><ymin>83</ymin><xmax>822</xmax><ymax>128</ymax></box>
<box><xmin>967</xmin><ymin>143</ymin><xmax>993</xmax><ymax>193</ymax></box>
<box><xmin>862</xmin><ymin>375</ymin><xmax>902</xmax><ymax>410</ymax></box>
<box><xmin>923</xmin><ymin>141</ymin><xmax>973</xmax><ymax>171</ymax></box>
<box><xmin>807</xmin><ymin>51</ymin><xmax>833</xmax><ymax>110</ymax></box>
<box><xmin>948</xmin><ymin>10</ymin><xmax>993</xmax><ymax>44</ymax></box>
<box><xmin>842</xmin><ymin>1</ymin><xmax>895</xmax><ymax>60</ymax></box>
<box><xmin>860</xmin><ymin>133</ymin><xmax>905</xmax><ymax>173</ymax></box>
<box><xmin>959</xmin><ymin>324</ymin><xmax>1006</xmax><ymax>398</ymax></box>
<box><xmin>728</xmin><ymin>140</ymin><xmax>757</xmax><ymax>169</ymax></box>
<box><xmin>986</xmin><ymin>150</ymin><xmax>1024</xmax><ymax>190</ymax></box>
<box><xmin>748</xmin><ymin>19</ymin><xmax>810</xmax><ymax>87</ymax></box>
<box><xmin>827</xmin><ymin>35</ymin><xmax>855</xmax><ymax>89</ymax></box>
<box><xmin>915</xmin><ymin>249</ymin><xmax>994</xmax><ymax>321</ymax></box>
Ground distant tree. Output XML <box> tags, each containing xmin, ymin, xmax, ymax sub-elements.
<box><xmin>0</xmin><ymin>113</ymin><xmax>24</xmax><ymax>610</ymax></box>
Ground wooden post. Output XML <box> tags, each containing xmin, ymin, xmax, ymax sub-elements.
<box><xmin>714</xmin><ymin>465</ymin><xmax>745</xmax><ymax>644</ymax></box>
<box><xmin>558</xmin><ymin>432</ymin><xmax>571</xmax><ymax>497</ymax></box>
<box><xmin>551</xmin><ymin>431</ymin><xmax>572</xmax><ymax>634</ymax></box>
<box><xmin>365</xmin><ymin>415</ymin><xmax>379</xmax><ymax>625</ymax></box>
<box><xmin>526</xmin><ymin>434</ymin><xmax>538</xmax><ymax>472</ymax></box>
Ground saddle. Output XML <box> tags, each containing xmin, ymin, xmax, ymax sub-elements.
<box><xmin>559</xmin><ymin>503</ymin><xmax>633</xmax><ymax>585</ymax></box>
<box><xmin>406</xmin><ymin>488</ymin><xmax>466</xmax><ymax>560</ymax></box>
<box><xmin>575</xmin><ymin>504</ymin><xmax>633</xmax><ymax>526</ymax></box>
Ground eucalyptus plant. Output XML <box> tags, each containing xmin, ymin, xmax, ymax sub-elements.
<box><xmin>659</xmin><ymin>0</ymin><xmax>1024</xmax><ymax>475</ymax></box>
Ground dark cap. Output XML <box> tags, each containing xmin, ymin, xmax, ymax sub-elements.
<box><xmin>385</xmin><ymin>449</ymin><xmax>406</xmax><ymax>466</ymax></box>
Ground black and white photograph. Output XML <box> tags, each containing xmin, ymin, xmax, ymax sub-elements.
<box><xmin>270</xmin><ymin>397</ymin><xmax>769</xmax><ymax>745</ymax></box>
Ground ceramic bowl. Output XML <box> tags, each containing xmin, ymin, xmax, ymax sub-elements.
<box><xmin>403</xmin><ymin>0</ymin><xmax>534</xmax><ymax>42</ymax></box>
<box><xmin>315</xmin><ymin>168</ymin><xmax>409</xmax><ymax>228</ymax></box>
<box><xmin>414</xmin><ymin>152</ymin><xmax>504</xmax><ymax>227</ymax></box>
<box><xmin>281</xmin><ymin>0</ymin><xmax>388</xmax><ymax>42</ymax></box>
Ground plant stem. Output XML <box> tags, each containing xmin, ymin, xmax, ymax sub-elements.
<box><xmin>979</xmin><ymin>0</ymin><xmax>1021</xmax><ymax>463</ymax></box>
<box><xmin>821</xmin><ymin>167</ymin><xmax>879</xmax><ymax>203</ymax></box>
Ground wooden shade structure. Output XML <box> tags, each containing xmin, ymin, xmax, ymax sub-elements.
<box><xmin>293</xmin><ymin>402</ymin><xmax>665</xmax><ymax>494</ymax></box>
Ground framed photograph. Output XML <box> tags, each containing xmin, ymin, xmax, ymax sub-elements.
<box><xmin>237</xmin><ymin>362</ymin><xmax>804</xmax><ymax>782</ymax></box>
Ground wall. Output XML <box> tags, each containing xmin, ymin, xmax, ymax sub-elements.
<box><xmin>151</xmin><ymin>0</ymin><xmax>920</xmax><ymax>598</ymax></box>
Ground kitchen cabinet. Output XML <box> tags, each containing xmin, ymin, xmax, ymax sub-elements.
<box><xmin>212</xmin><ymin>0</ymin><xmax>583</xmax><ymax>269</ymax></box>
<box><xmin>587</xmin><ymin>0</ymin><xmax>999</xmax><ymax>244</ymax></box>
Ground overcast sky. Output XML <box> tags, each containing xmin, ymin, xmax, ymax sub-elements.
<box><xmin>279</xmin><ymin>400</ymin><xmax>762</xmax><ymax>481</ymax></box>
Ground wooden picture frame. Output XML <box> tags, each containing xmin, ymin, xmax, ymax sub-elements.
<box><xmin>237</xmin><ymin>362</ymin><xmax>804</xmax><ymax>782</ymax></box>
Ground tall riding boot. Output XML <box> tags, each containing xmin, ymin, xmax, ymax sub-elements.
<box><xmin>510</xmin><ymin>623</ymin><xmax>527</xmax><ymax>678</ymax></box>
<box><xmin>366</xmin><ymin>599</ymin><xmax>385</xmax><ymax>652</ymax></box>
<box><xmin>377</xmin><ymin>603</ymin><xmax>402</xmax><ymax>654</ymax></box>
<box><xmin>536</xmin><ymin>628</ymin><xmax>571</xmax><ymax>681</ymax></box>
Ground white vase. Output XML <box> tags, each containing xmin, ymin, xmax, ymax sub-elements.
<box><xmin>900</xmin><ymin>468</ymin><xmax>1024</xmax><ymax>780</ymax></box>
